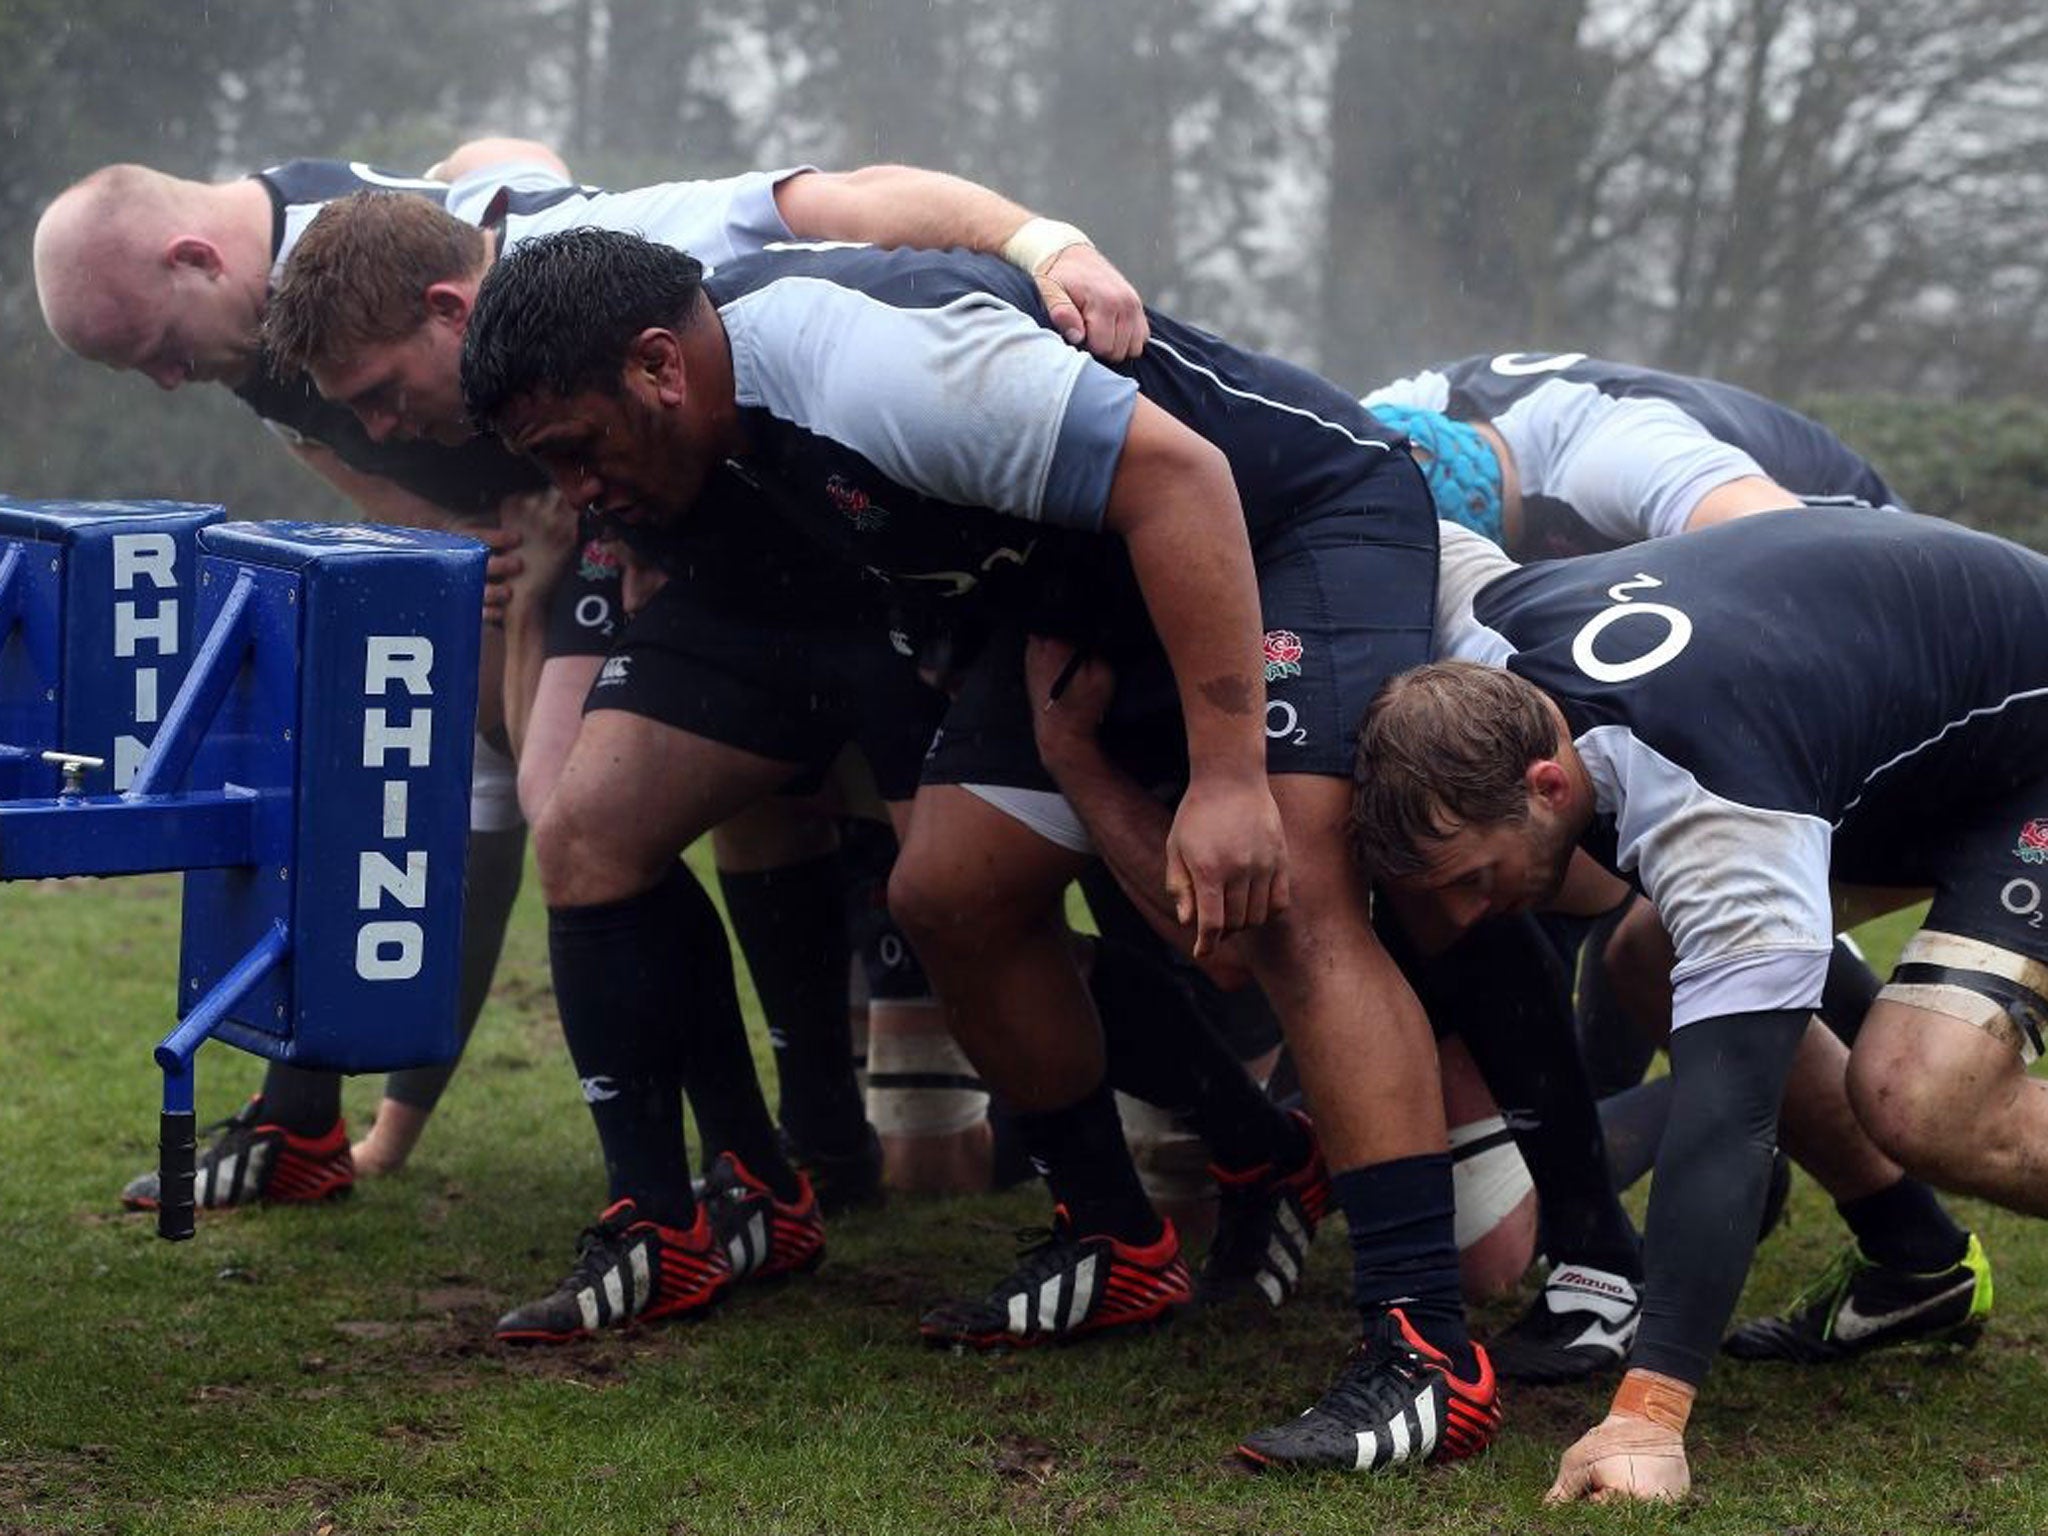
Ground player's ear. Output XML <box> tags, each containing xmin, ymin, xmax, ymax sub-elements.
<box><xmin>424</xmin><ymin>281</ymin><xmax>471</xmax><ymax>328</ymax></box>
<box><xmin>165</xmin><ymin>236</ymin><xmax>224</xmax><ymax>278</ymax></box>
<box><xmin>629</xmin><ymin>328</ymin><xmax>685</xmax><ymax>402</ymax></box>
<box><xmin>1526</xmin><ymin>757</ymin><xmax>1571</xmax><ymax>811</ymax></box>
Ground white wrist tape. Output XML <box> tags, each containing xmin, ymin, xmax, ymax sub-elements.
<box><xmin>1002</xmin><ymin>216</ymin><xmax>1093</xmax><ymax>276</ymax></box>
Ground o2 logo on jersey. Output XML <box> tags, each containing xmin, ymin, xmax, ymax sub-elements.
<box><xmin>2002</xmin><ymin>878</ymin><xmax>2045</xmax><ymax>928</ymax></box>
<box><xmin>1489</xmin><ymin>352</ymin><xmax>1588</xmax><ymax>378</ymax></box>
<box><xmin>1570</xmin><ymin>574</ymin><xmax>1693</xmax><ymax>684</ymax></box>
<box><xmin>1265</xmin><ymin>699</ymin><xmax>1307</xmax><ymax>746</ymax></box>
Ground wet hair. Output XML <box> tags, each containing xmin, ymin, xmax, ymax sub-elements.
<box><xmin>460</xmin><ymin>227</ymin><xmax>704</xmax><ymax>428</ymax></box>
<box><xmin>264</xmin><ymin>192</ymin><xmax>486</xmax><ymax>373</ymax></box>
<box><xmin>1349</xmin><ymin>660</ymin><xmax>1559</xmax><ymax>881</ymax></box>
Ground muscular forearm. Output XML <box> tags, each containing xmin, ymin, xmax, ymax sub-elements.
<box><xmin>1633</xmin><ymin>1008</ymin><xmax>1808</xmax><ymax>1383</ymax></box>
<box><xmin>1104</xmin><ymin>413</ymin><xmax>1266</xmax><ymax>783</ymax></box>
<box><xmin>776</xmin><ymin>164</ymin><xmax>1034</xmax><ymax>253</ymax></box>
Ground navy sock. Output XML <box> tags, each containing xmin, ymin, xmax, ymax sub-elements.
<box><xmin>1335</xmin><ymin>1152</ymin><xmax>1474</xmax><ymax>1373</ymax></box>
<box><xmin>1838</xmin><ymin>1177</ymin><xmax>1969</xmax><ymax>1272</ymax></box>
<box><xmin>548</xmin><ymin>874</ymin><xmax>700</xmax><ymax>1228</ymax></box>
<box><xmin>550</xmin><ymin>864</ymin><xmax>796</xmax><ymax>1221</ymax></box>
<box><xmin>1013</xmin><ymin>1077</ymin><xmax>1161</xmax><ymax>1243</ymax></box>
<box><xmin>1090</xmin><ymin>936</ymin><xmax>1301</xmax><ymax>1174</ymax></box>
<box><xmin>718</xmin><ymin>851</ymin><xmax>866</xmax><ymax>1157</ymax></box>
<box><xmin>254</xmin><ymin>1062</ymin><xmax>344</xmax><ymax>1137</ymax></box>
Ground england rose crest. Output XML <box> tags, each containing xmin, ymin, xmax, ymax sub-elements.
<box><xmin>826</xmin><ymin>474</ymin><xmax>887</xmax><ymax>531</ymax></box>
<box><xmin>2015</xmin><ymin>819</ymin><xmax>2048</xmax><ymax>865</ymax></box>
<box><xmin>1263</xmin><ymin>629</ymin><xmax>1303</xmax><ymax>683</ymax></box>
<box><xmin>577</xmin><ymin>538</ymin><xmax>623</xmax><ymax>582</ymax></box>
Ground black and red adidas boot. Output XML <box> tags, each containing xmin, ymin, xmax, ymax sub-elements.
<box><xmin>1199</xmin><ymin>1110</ymin><xmax>1331</xmax><ymax>1307</ymax></box>
<box><xmin>1236</xmin><ymin>1308</ymin><xmax>1501</xmax><ymax>1472</ymax></box>
<box><xmin>494</xmin><ymin>1199</ymin><xmax>731</xmax><ymax>1344</ymax></box>
<box><xmin>919</xmin><ymin>1208</ymin><xmax>1191</xmax><ymax>1350</ymax></box>
<box><xmin>700</xmin><ymin>1152</ymin><xmax>827</xmax><ymax>1283</ymax></box>
<box><xmin>119</xmin><ymin>1097</ymin><xmax>354</xmax><ymax>1211</ymax></box>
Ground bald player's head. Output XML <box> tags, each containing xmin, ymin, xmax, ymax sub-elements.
<box><xmin>34</xmin><ymin>164</ymin><xmax>269</xmax><ymax>389</ymax></box>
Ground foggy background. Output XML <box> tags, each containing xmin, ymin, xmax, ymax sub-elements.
<box><xmin>2</xmin><ymin>0</ymin><xmax>2043</xmax><ymax>542</ymax></box>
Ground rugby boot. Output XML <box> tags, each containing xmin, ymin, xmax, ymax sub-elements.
<box><xmin>919</xmin><ymin>1207</ymin><xmax>1191</xmax><ymax>1349</ymax></box>
<box><xmin>700</xmin><ymin>1152</ymin><xmax>827</xmax><ymax>1283</ymax></box>
<box><xmin>1488</xmin><ymin>1263</ymin><xmax>1641</xmax><ymax>1383</ymax></box>
<box><xmin>119</xmin><ymin>1096</ymin><xmax>353</xmax><ymax>1211</ymax></box>
<box><xmin>1236</xmin><ymin>1308</ymin><xmax>1501</xmax><ymax>1472</ymax></box>
<box><xmin>1724</xmin><ymin>1232</ymin><xmax>1992</xmax><ymax>1363</ymax></box>
<box><xmin>494</xmin><ymin>1199</ymin><xmax>730</xmax><ymax>1344</ymax></box>
<box><xmin>1198</xmin><ymin>1111</ymin><xmax>1331</xmax><ymax>1307</ymax></box>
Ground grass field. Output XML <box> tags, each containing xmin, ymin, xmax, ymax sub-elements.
<box><xmin>3</xmin><ymin>856</ymin><xmax>2045</xmax><ymax>1535</ymax></box>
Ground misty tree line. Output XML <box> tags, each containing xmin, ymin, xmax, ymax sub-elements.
<box><xmin>2</xmin><ymin>0</ymin><xmax>2042</xmax><ymax>538</ymax></box>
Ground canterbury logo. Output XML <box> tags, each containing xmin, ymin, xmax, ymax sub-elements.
<box><xmin>580</xmin><ymin>1076</ymin><xmax>620</xmax><ymax>1103</ymax></box>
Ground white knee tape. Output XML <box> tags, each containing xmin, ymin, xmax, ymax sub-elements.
<box><xmin>1115</xmin><ymin>1093</ymin><xmax>1215</xmax><ymax>1210</ymax></box>
<box><xmin>1882</xmin><ymin>929</ymin><xmax>2048</xmax><ymax>1063</ymax></box>
<box><xmin>1449</xmin><ymin>1115</ymin><xmax>1534</xmax><ymax>1253</ymax></box>
<box><xmin>865</xmin><ymin>1007</ymin><xmax>989</xmax><ymax>1137</ymax></box>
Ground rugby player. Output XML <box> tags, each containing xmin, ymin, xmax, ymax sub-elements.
<box><xmin>1368</xmin><ymin>351</ymin><xmax>1983</xmax><ymax>1366</ymax></box>
<box><xmin>458</xmin><ymin>227</ymin><xmax>1503</xmax><ymax>1466</ymax></box>
<box><xmin>1363</xmin><ymin>348</ymin><xmax>1903</xmax><ymax>560</ymax></box>
<box><xmin>1351</xmin><ymin>508</ymin><xmax>2027</xmax><ymax>1498</ymax></box>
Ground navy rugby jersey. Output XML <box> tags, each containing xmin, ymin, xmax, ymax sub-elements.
<box><xmin>694</xmin><ymin>242</ymin><xmax>1423</xmax><ymax>639</ymax></box>
<box><xmin>1436</xmin><ymin>509</ymin><xmax>2048</xmax><ymax>1027</ymax></box>
<box><xmin>1369</xmin><ymin>351</ymin><xmax>1901</xmax><ymax>556</ymax></box>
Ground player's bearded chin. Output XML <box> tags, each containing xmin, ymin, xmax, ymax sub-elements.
<box><xmin>1531</xmin><ymin>815</ymin><xmax>1574</xmax><ymax>907</ymax></box>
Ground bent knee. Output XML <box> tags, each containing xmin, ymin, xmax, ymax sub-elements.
<box><xmin>887</xmin><ymin>854</ymin><xmax>1041</xmax><ymax>956</ymax></box>
<box><xmin>1847</xmin><ymin>1044</ymin><xmax>1963</xmax><ymax>1177</ymax></box>
<box><xmin>533</xmin><ymin>797</ymin><xmax>669</xmax><ymax>909</ymax></box>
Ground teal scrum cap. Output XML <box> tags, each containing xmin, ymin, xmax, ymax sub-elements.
<box><xmin>1370</xmin><ymin>403</ymin><xmax>1504</xmax><ymax>543</ymax></box>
